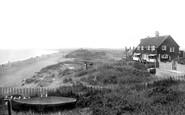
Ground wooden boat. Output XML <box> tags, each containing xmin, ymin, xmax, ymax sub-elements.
<box><xmin>11</xmin><ymin>96</ymin><xmax>77</xmax><ymax>112</ymax></box>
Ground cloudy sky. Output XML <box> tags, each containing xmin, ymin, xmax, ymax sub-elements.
<box><xmin>0</xmin><ymin>0</ymin><xmax>185</xmax><ymax>49</ymax></box>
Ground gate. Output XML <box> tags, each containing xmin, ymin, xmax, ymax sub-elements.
<box><xmin>172</xmin><ymin>61</ymin><xmax>177</xmax><ymax>70</ymax></box>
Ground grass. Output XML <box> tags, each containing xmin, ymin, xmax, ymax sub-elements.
<box><xmin>79</xmin><ymin>62</ymin><xmax>152</xmax><ymax>86</ymax></box>
<box><xmin>86</xmin><ymin>78</ymin><xmax>185</xmax><ymax>115</ymax></box>
<box><xmin>2</xmin><ymin>49</ymin><xmax>185</xmax><ymax>115</ymax></box>
<box><xmin>2</xmin><ymin>73</ymin><xmax>185</xmax><ymax>115</ymax></box>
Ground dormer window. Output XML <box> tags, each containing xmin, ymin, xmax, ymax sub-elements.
<box><xmin>151</xmin><ymin>46</ymin><xmax>155</xmax><ymax>51</ymax></box>
<box><xmin>137</xmin><ymin>46</ymin><xmax>140</xmax><ymax>50</ymax></box>
<box><xmin>170</xmin><ymin>47</ymin><xmax>175</xmax><ymax>52</ymax></box>
<box><xmin>162</xmin><ymin>45</ymin><xmax>167</xmax><ymax>51</ymax></box>
<box><xmin>147</xmin><ymin>46</ymin><xmax>150</xmax><ymax>50</ymax></box>
<box><xmin>141</xmin><ymin>46</ymin><xmax>144</xmax><ymax>50</ymax></box>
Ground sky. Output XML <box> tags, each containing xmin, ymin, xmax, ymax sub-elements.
<box><xmin>0</xmin><ymin>0</ymin><xmax>185</xmax><ymax>49</ymax></box>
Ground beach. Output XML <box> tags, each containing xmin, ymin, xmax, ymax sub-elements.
<box><xmin>0</xmin><ymin>50</ymin><xmax>70</xmax><ymax>87</ymax></box>
<box><xmin>0</xmin><ymin>49</ymin><xmax>59</xmax><ymax>65</ymax></box>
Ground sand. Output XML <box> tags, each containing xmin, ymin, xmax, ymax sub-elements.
<box><xmin>0</xmin><ymin>51</ymin><xmax>70</xmax><ymax>87</ymax></box>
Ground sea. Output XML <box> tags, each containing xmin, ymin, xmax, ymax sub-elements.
<box><xmin>0</xmin><ymin>49</ymin><xmax>58</xmax><ymax>65</ymax></box>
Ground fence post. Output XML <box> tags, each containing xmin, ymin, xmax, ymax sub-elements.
<box><xmin>12</xmin><ymin>88</ymin><xmax>14</xmax><ymax>95</ymax></box>
<box><xmin>29</xmin><ymin>88</ymin><xmax>31</xmax><ymax>96</ymax></box>
<box><xmin>1</xmin><ymin>87</ymin><xmax>3</xmax><ymax>96</ymax></box>
<box><xmin>10</xmin><ymin>88</ymin><xmax>13</xmax><ymax>95</ymax></box>
<box><xmin>23</xmin><ymin>88</ymin><xmax>25</xmax><ymax>96</ymax></box>
<box><xmin>17</xmin><ymin>88</ymin><xmax>19</xmax><ymax>94</ymax></box>
<box><xmin>7</xmin><ymin>100</ymin><xmax>12</xmax><ymax>115</ymax></box>
<box><xmin>21</xmin><ymin>88</ymin><xmax>23</xmax><ymax>95</ymax></box>
<box><xmin>25</xmin><ymin>88</ymin><xmax>28</xmax><ymax>96</ymax></box>
<box><xmin>39</xmin><ymin>88</ymin><xmax>41</xmax><ymax>96</ymax></box>
<box><xmin>0</xmin><ymin>87</ymin><xmax>2</xmax><ymax>96</ymax></box>
<box><xmin>0</xmin><ymin>87</ymin><xmax>3</xmax><ymax>95</ymax></box>
<box><xmin>6</xmin><ymin>87</ymin><xmax>8</xmax><ymax>95</ymax></box>
<box><xmin>14</xmin><ymin>88</ymin><xmax>16</xmax><ymax>95</ymax></box>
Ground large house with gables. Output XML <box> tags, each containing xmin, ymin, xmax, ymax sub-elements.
<box><xmin>133</xmin><ymin>32</ymin><xmax>180</xmax><ymax>62</ymax></box>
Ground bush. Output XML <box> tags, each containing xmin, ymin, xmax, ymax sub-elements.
<box><xmin>63</xmin><ymin>78</ymin><xmax>72</xmax><ymax>83</ymax></box>
<box><xmin>76</xmin><ymin>70</ymin><xmax>88</xmax><ymax>77</ymax></box>
<box><xmin>75</xmin><ymin>68</ymin><xmax>96</xmax><ymax>77</ymax></box>
<box><xmin>96</xmin><ymin>69</ymin><xmax>120</xmax><ymax>85</ymax></box>
<box><xmin>94</xmin><ymin>65</ymin><xmax>151</xmax><ymax>85</ymax></box>
<box><xmin>148</xmin><ymin>77</ymin><xmax>181</xmax><ymax>88</ymax></box>
<box><xmin>128</xmin><ymin>61</ymin><xmax>134</xmax><ymax>66</ymax></box>
<box><xmin>25</xmin><ymin>78</ymin><xmax>34</xmax><ymax>84</ymax></box>
<box><xmin>133</xmin><ymin>62</ymin><xmax>147</xmax><ymax>70</ymax></box>
<box><xmin>80</xmin><ymin>75</ymin><xmax>96</xmax><ymax>85</ymax></box>
<box><xmin>113</xmin><ymin>59</ymin><xmax>127</xmax><ymax>66</ymax></box>
<box><xmin>62</xmin><ymin>68</ymin><xmax>71</xmax><ymax>76</ymax></box>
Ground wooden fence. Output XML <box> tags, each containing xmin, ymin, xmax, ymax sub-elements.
<box><xmin>0</xmin><ymin>85</ymin><xmax>118</xmax><ymax>97</ymax></box>
<box><xmin>0</xmin><ymin>87</ymin><xmax>55</xmax><ymax>97</ymax></box>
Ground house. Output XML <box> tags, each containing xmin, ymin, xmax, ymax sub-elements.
<box><xmin>179</xmin><ymin>50</ymin><xmax>184</xmax><ymax>58</ymax></box>
<box><xmin>133</xmin><ymin>32</ymin><xmax>180</xmax><ymax>62</ymax></box>
<box><xmin>123</xmin><ymin>47</ymin><xmax>135</xmax><ymax>59</ymax></box>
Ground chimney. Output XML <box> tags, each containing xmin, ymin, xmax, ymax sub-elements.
<box><xmin>155</xmin><ymin>31</ymin><xmax>159</xmax><ymax>37</ymax></box>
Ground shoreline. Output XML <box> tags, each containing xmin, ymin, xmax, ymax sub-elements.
<box><xmin>0</xmin><ymin>50</ymin><xmax>71</xmax><ymax>87</ymax></box>
<box><xmin>0</xmin><ymin>49</ymin><xmax>59</xmax><ymax>65</ymax></box>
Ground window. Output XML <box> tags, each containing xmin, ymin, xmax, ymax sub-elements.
<box><xmin>137</xmin><ymin>46</ymin><xmax>140</xmax><ymax>50</ymax></box>
<box><xmin>162</xmin><ymin>45</ymin><xmax>167</xmax><ymax>51</ymax></box>
<box><xmin>141</xmin><ymin>46</ymin><xmax>144</xmax><ymax>50</ymax></box>
<box><xmin>170</xmin><ymin>47</ymin><xmax>175</xmax><ymax>52</ymax></box>
<box><xmin>151</xmin><ymin>46</ymin><xmax>155</xmax><ymax>51</ymax></box>
<box><xmin>147</xmin><ymin>46</ymin><xmax>150</xmax><ymax>50</ymax></box>
<box><xmin>161</xmin><ymin>54</ymin><xmax>168</xmax><ymax>59</ymax></box>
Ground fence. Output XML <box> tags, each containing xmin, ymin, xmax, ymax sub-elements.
<box><xmin>0</xmin><ymin>85</ymin><xmax>117</xmax><ymax>97</ymax></box>
<box><xmin>0</xmin><ymin>87</ymin><xmax>55</xmax><ymax>97</ymax></box>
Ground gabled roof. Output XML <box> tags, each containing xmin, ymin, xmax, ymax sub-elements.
<box><xmin>138</xmin><ymin>35</ymin><xmax>170</xmax><ymax>48</ymax></box>
<box><xmin>124</xmin><ymin>48</ymin><xmax>134</xmax><ymax>56</ymax></box>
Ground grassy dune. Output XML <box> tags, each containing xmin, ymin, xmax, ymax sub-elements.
<box><xmin>2</xmin><ymin>49</ymin><xmax>185</xmax><ymax>115</ymax></box>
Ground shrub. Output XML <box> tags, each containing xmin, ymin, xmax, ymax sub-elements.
<box><xmin>25</xmin><ymin>78</ymin><xmax>34</xmax><ymax>84</ymax></box>
<box><xmin>133</xmin><ymin>62</ymin><xmax>147</xmax><ymax>70</ymax></box>
<box><xmin>114</xmin><ymin>59</ymin><xmax>127</xmax><ymax>66</ymax></box>
<box><xmin>63</xmin><ymin>78</ymin><xmax>72</xmax><ymax>83</ymax></box>
<box><xmin>76</xmin><ymin>70</ymin><xmax>88</xmax><ymax>77</ymax></box>
<box><xmin>148</xmin><ymin>77</ymin><xmax>181</xmax><ymax>88</ymax></box>
<box><xmin>47</xmin><ymin>87</ymin><xmax>78</xmax><ymax>98</ymax></box>
<box><xmin>128</xmin><ymin>61</ymin><xmax>134</xmax><ymax>66</ymax></box>
<box><xmin>75</xmin><ymin>69</ymin><xmax>96</xmax><ymax>77</ymax></box>
<box><xmin>62</xmin><ymin>68</ymin><xmax>71</xmax><ymax>76</ymax></box>
<box><xmin>96</xmin><ymin>69</ymin><xmax>120</xmax><ymax>85</ymax></box>
<box><xmin>80</xmin><ymin>75</ymin><xmax>96</xmax><ymax>85</ymax></box>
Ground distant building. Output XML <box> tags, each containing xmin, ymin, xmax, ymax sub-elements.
<box><xmin>179</xmin><ymin>50</ymin><xmax>184</xmax><ymax>58</ymax></box>
<box><xmin>133</xmin><ymin>31</ymin><xmax>180</xmax><ymax>62</ymax></box>
<box><xmin>123</xmin><ymin>47</ymin><xmax>134</xmax><ymax>59</ymax></box>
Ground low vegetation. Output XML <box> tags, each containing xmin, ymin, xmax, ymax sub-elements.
<box><xmin>174</xmin><ymin>57</ymin><xmax>185</xmax><ymax>65</ymax></box>
<box><xmin>2</xmin><ymin>49</ymin><xmax>185</xmax><ymax>114</ymax></box>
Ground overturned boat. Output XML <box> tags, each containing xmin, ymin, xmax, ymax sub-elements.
<box><xmin>12</xmin><ymin>96</ymin><xmax>77</xmax><ymax>112</ymax></box>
